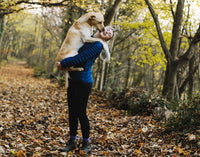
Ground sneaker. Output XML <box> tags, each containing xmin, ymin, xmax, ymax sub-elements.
<box><xmin>80</xmin><ymin>141</ymin><xmax>91</xmax><ymax>154</ymax></box>
<box><xmin>59</xmin><ymin>139</ymin><xmax>77</xmax><ymax>152</ymax></box>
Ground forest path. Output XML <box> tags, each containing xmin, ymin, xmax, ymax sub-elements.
<box><xmin>0</xmin><ymin>61</ymin><xmax>197</xmax><ymax>156</ymax></box>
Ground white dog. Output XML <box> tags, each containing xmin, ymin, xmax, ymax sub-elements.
<box><xmin>57</xmin><ymin>12</ymin><xmax>110</xmax><ymax>88</ymax></box>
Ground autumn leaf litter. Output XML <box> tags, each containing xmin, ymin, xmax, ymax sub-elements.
<box><xmin>0</xmin><ymin>63</ymin><xmax>199</xmax><ymax>156</ymax></box>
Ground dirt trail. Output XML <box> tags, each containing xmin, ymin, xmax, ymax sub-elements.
<box><xmin>0</xmin><ymin>62</ymin><xmax>199</xmax><ymax>156</ymax></box>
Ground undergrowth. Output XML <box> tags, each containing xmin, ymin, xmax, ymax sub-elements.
<box><xmin>108</xmin><ymin>88</ymin><xmax>200</xmax><ymax>133</ymax></box>
<box><xmin>165</xmin><ymin>95</ymin><xmax>200</xmax><ymax>133</ymax></box>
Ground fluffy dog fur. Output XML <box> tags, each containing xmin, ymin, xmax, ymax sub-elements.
<box><xmin>57</xmin><ymin>12</ymin><xmax>110</xmax><ymax>88</ymax></box>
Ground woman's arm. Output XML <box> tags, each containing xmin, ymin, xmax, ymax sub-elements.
<box><xmin>59</xmin><ymin>42</ymin><xmax>103</xmax><ymax>68</ymax></box>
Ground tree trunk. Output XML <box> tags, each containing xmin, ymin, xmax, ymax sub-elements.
<box><xmin>104</xmin><ymin>0</ymin><xmax>122</xmax><ymax>26</ymax></box>
<box><xmin>162</xmin><ymin>62</ymin><xmax>170</xmax><ymax>96</ymax></box>
<box><xmin>98</xmin><ymin>0</ymin><xmax>122</xmax><ymax>90</ymax></box>
<box><xmin>144</xmin><ymin>63</ymin><xmax>149</xmax><ymax>90</ymax></box>
<box><xmin>166</xmin><ymin>61</ymin><xmax>179</xmax><ymax>100</ymax></box>
<box><xmin>94</xmin><ymin>59</ymin><xmax>101</xmax><ymax>89</ymax></box>
<box><xmin>98</xmin><ymin>61</ymin><xmax>103</xmax><ymax>90</ymax></box>
<box><xmin>0</xmin><ymin>16</ymin><xmax>4</xmax><ymax>52</ymax></box>
<box><xmin>125</xmin><ymin>57</ymin><xmax>131</xmax><ymax>88</ymax></box>
<box><xmin>103</xmin><ymin>63</ymin><xmax>109</xmax><ymax>90</ymax></box>
<box><xmin>145</xmin><ymin>0</ymin><xmax>186</xmax><ymax>101</ymax></box>
<box><xmin>99</xmin><ymin>61</ymin><xmax>106</xmax><ymax>91</ymax></box>
<box><xmin>188</xmin><ymin>55</ymin><xmax>195</xmax><ymax>99</ymax></box>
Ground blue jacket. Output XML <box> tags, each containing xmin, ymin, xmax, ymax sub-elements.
<box><xmin>60</xmin><ymin>42</ymin><xmax>103</xmax><ymax>83</ymax></box>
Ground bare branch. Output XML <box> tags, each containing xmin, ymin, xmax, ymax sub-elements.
<box><xmin>144</xmin><ymin>0</ymin><xmax>172</xmax><ymax>61</ymax></box>
<box><xmin>191</xmin><ymin>25</ymin><xmax>200</xmax><ymax>44</ymax></box>
<box><xmin>114</xmin><ymin>29</ymin><xmax>136</xmax><ymax>46</ymax></box>
<box><xmin>179</xmin><ymin>63</ymin><xmax>199</xmax><ymax>96</ymax></box>
<box><xmin>178</xmin><ymin>24</ymin><xmax>200</xmax><ymax>63</ymax></box>
<box><xmin>178</xmin><ymin>3</ymin><xmax>191</xmax><ymax>56</ymax></box>
<box><xmin>14</xmin><ymin>0</ymin><xmax>70</xmax><ymax>7</ymax></box>
<box><xmin>0</xmin><ymin>0</ymin><xmax>72</xmax><ymax>17</ymax></box>
<box><xmin>170</xmin><ymin>0</ymin><xmax>175</xmax><ymax>19</ymax></box>
<box><xmin>1</xmin><ymin>7</ymin><xmax>25</xmax><ymax>16</ymax></box>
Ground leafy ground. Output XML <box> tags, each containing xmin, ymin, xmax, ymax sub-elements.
<box><xmin>0</xmin><ymin>61</ymin><xmax>199</xmax><ymax>157</ymax></box>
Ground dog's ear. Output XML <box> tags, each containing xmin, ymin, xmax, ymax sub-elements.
<box><xmin>89</xmin><ymin>15</ymin><xmax>96</xmax><ymax>20</ymax></box>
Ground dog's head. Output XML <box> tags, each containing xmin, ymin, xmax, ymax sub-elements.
<box><xmin>87</xmin><ymin>12</ymin><xmax>105</xmax><ymax>32</ymax></box>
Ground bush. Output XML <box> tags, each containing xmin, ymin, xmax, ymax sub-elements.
<box><xmin>109</xmin><ymin>88</ymin><xmax>169</xmax><ymax>116</ymax></box>
<box><xmin>56</xmin><ymin>75</ymin><xmax>65</xmax><ymax>87</ymax></box>
<box><xmin>33</xmin><ymin>66</ymin><xmax>47</xmax><ymax>78</ymax></box>
<box><xmin>165</xmin><ymin>95</ymin><xmax>200</xmax><ymax>133</ymax></box>
<box><xmin>109</xmin><ymin>88</ymin><xmax>200</xmax><ymax>133</ymax></box>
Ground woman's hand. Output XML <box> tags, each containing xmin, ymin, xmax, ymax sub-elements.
<box><xmin>56</xmin><ymin>62</ymin><xmax>65</xmax><ymax>70</ymax></box>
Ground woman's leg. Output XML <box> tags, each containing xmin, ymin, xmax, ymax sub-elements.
<box><xmin>76</xmin><ymin>82</ymin><xmax>92</xmax><ymax>139</ymax></box>
<box><xmin>67</xmin><ymin>80</ymin><xmax>79</xmax><ymax>137</ymax></box>
<box><xmin>67</xmin><ymin>80</ymin><xmax>92</xmax><ymax>139</ymax></box>
<box><xmin>59</xmin><ymin>81</ymin><xmax>80</xmax><ymax>152</ymax></box>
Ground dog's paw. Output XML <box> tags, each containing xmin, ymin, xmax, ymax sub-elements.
<box><xmin>77</xmin><ymin>67</ymin><xmax>84</xmax><ymax>71</ymax></box>
<box><xmin>67</xmin><ymin>67</ymin><xmax>84</xmax><ymax>71</ymax></box>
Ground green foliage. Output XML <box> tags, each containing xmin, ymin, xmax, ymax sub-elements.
<box><xmin>110</xmin><ymin>87</ymin><xmax>200</xmax><ymax>133</ymax></box>
<box><xmin>56</xmin><ymin>75</ymin><xmax>65</xmax><ymax>87</ymax></box>
<box><xmin>109</xmin><ymin>88</ymin><xmax>169</xmax><ymax>116</ymax></box>
<box><xmin>33</xmin><ymin>66</ymin><xmax>47</xmax><ymax>78</ymax></box>
<box><xmin>128</xmin><ymin>93</ymin><xmax>152</xmax><ymax>115</ymax></box>
<box><xmin>129</xmin><ymin>94</ymin><xmax>170</xmax><ymax>116</ymax></box>
<box><xmin>165</xmin><ymin>95</ymin><xmax>200</xmax><ymax>133</ymax></box>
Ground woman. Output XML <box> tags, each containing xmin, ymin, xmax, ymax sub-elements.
<box><xmin>57</xmin><ymin>26</ymin><xmax>114</xmax><ymax>154</ymax></box>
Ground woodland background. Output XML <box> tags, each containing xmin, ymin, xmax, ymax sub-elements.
<box><xmin>0</xmin><ymin>0</ymin><xmax>200</xmax><ymax>100</ymax></box>
<box><xmin>0</xmin><ymin>0</ymin><xmax>200</xmax><ymax>156</ymax></box>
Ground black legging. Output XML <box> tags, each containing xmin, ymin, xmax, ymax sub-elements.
<box><xmin>67</xmin><ymin>80</ymin><xmax>92</xmax><ymax>139</ymax></box>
